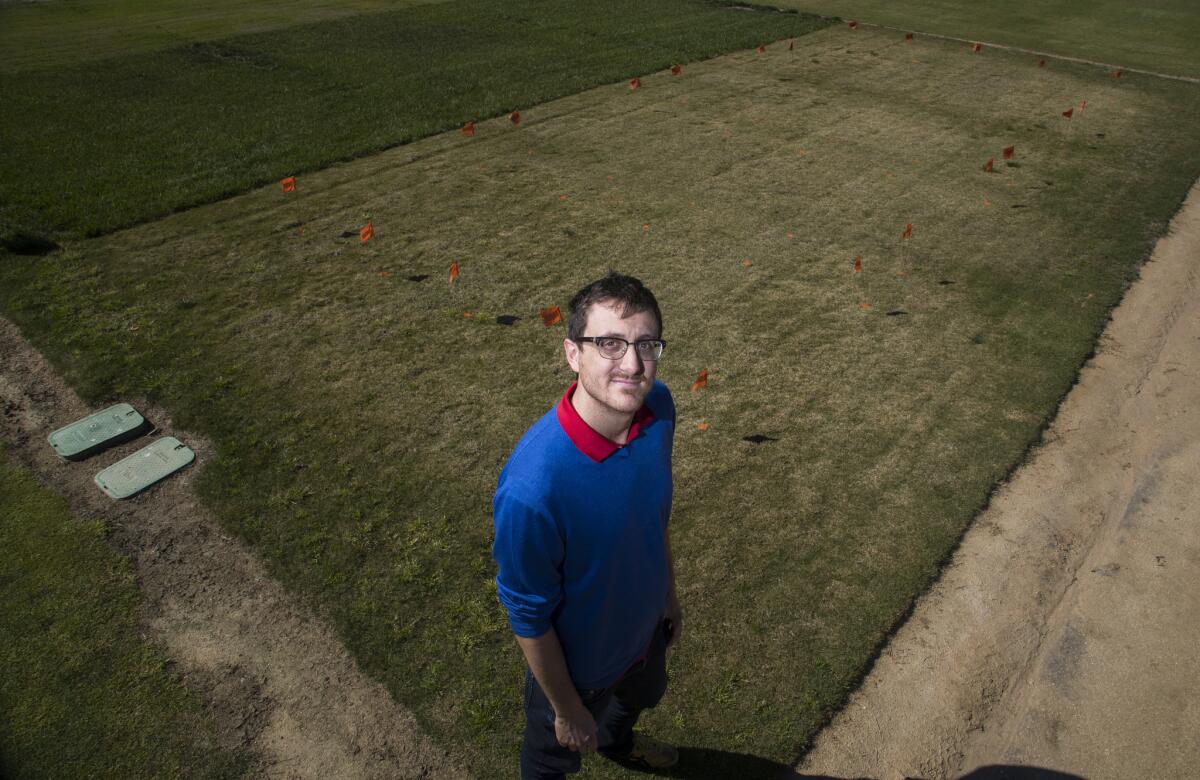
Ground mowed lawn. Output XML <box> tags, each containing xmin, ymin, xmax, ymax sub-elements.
<box><xmin>0</xmin><ymin>0</ymin><xmax>445</xmax><ymax>73</ymax></box>
<box><xmin>771</xmin><ymin>0</ymin><xmax>1200</xmax><ymax>79</ymax></box>
<box><xmin>0</xmin><ymin>0</ymin><xmax>828</xmax><ymax>241</ymax></box>
<box><xmin>3</xmin><ymin>22</ymin><xmax>1198</xmax><ymax>776</ymax></box>
<box><xmin>0</xmin><ymin>446</ymin><xmax>245</xmax><ymax>779</ymax></box>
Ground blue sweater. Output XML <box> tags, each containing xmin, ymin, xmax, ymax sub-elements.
<box><xmin>493</xmin><ymin>381</ymin><xmax>675</xmax><ymax>689</ymax></box>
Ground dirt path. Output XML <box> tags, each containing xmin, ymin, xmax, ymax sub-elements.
<box><xmin>799</xmin><ymin>177</ymin><xmax>1200</xmax><ymax>779</ymax></box>
<box><xmin>0</xmin><ymin>320</ymin><xmax>467</xmax><ymax>779</ymax></box>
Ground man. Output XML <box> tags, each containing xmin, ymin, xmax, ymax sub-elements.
<box><xmin>493</xmin><ymin>271</ymin><xmax>682</xmax><ymax>780</ymax></box>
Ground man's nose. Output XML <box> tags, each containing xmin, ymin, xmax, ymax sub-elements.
<box><xmin>619</xmin><ymin>346</ymin><xmax>644</xmax><ymax>374</ymax></box>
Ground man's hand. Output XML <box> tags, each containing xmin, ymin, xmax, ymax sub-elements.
<box><xmin>665</xmin><ymin>588</ymin><xmax>684</xmax><ymax>647</ymax></box>
<box><xmin>554</xmin><ymin>703</ymin><xmax>598</xmax><ymax>753</ymax></box>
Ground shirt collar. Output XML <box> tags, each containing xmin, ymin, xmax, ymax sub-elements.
<box><xmin>555</xmin><ymin>381</ymin><xmax>655</xmax><ymax>462</ymax></box>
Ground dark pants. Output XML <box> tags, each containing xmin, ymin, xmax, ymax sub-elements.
<box><xmin>520</xmin><ymin>620</ymin><xmax>670</xmax><ymax>780</ymax></box>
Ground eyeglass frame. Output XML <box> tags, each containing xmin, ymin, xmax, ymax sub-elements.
<box><xmin>573</xmin><ymin>336</ymin><xmax>667</xmax><ymax>361</ymax></box>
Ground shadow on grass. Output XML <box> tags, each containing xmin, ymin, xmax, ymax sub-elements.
<box><xmin>613</xmin><ymin>746</ymin><xmax>838</xmax><ymax>779</ymax></box>
<box><xmin>0</xmin><ymin>231</ymin><xmax>59</xmax><ymax>256</ymax></box>
<box><xmin>614</xmin><ymin>748</ymin><xmax>1087</xmax><ymax>780</ymax></box>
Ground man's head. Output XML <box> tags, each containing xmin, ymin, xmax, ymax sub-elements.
<box><xmin>563</xmin><ymin>272</ymin><xmax>663</xmax><ymax>421</ymax></box>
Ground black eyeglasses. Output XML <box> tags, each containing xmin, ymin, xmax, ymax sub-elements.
<box><xmin>576</xmin><ymin>336</ymin><xmax>666</xmax><ymax>361</ymax></box>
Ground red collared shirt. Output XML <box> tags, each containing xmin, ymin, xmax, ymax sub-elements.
<box><xmin>554</xmin><ymin>381</ymin><xmax>655</xmax><ymax>462</ymax></box>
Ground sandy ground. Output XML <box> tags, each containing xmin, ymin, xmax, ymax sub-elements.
<box><xmin>0</xmin><ymin>321</ymin><xmax>466</xmax><ymax>779</ymax></box>
<box><xmin>799</xmin><ymin>177</ymin><xmax>1200</xmax><ymax>779</ymax></box>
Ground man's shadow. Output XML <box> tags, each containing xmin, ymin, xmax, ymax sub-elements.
<box><xmin>611</xmin><ymin>746</ymin><xmax>834</xmax><ymax>779</ymax></box>
<box><xmin>615</xmin><ymin>747</ymin><xmax>1086</xmax><ymax>780</ymax></box>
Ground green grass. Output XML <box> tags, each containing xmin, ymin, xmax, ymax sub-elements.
<box><xmin>0</xmin><ymin>0</ymin><xmax>445</xmax><ymax>73</ymax></box>
<box><xmin>767</xmin><ymin>0</ymin><xmax>1200</xmax><ymax>79</ymax></box>
<box><xmin>3</xmin><ymin>23</ymin><xmax>1198</xmax><ymax>776</ymax></box>
<box><xmin>0</xmin><ymin>0</ymin><xmax>829</xmax><ymax>242</ymax></box>
<box><xmin>0</xmin><ymin>444</ymin><xmax>246</xmax><ymax>779</ymax></box>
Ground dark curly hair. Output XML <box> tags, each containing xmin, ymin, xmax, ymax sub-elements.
<box><xmin>566</xmin><ymin>271</ymin><xmax>662</xmax><ymax>341</ymax></box>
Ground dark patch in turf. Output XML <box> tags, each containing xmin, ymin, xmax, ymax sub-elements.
<box><xmin>886</xmin><ymin>309</ymin><xmax>908</xmax><ymax>316</ymax></box>
<box><xmin>495</xmin><ymin>315</ymin><xmax>520</xmax><ymax>326</ymax></box>
<box><xmin>406</xmin><ymin>274</ymin><xmax>429</xmax><ymax>282</ymax></box>
<box><xmin>1</xmin><ymin>232</ymin><xmax>60</xmax><ymax>256</ymax></box>
<box><xmin>742</xmin><ymin>434</ymin><xmax>778</xmax><ymax>444</ymax></box>
<box><xmin>938</xmin><ymin>279</ymin><xmax>955</xmax><ymax>285</ymax></box>
<box><xmin>184</xmin><ymin>41</ymin><xmax>276</xmax><ymax>70</ymax></box>
<box><xmin>1012</xmin><ymin>204</ymin><xmax>1026</xmax><ymax>208</ymax></box>
<box><xmin>339</xmin><ymin>230</ymin><xmax>357</xmax><ymax>239</ymax></box>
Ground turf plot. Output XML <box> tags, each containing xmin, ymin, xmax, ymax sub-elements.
<box><xmin>0</xmin><ymin>0</ymin><xmax>429</xmax><ymax>73</ymax></box>
<box><xmin>769</xmin><ymin>0</ymin><xmax>1200</xmax><ymax>79</ymax></box>
<box><xmin>3</xmin><ymin>25</ymin><xmax>1199</xmax><ymax>777</ymax></box>
<box><xmin>0</xmin><ymin>0</ymin><xmax>828</xmax><ymax>241</ymax></box>
<box><xmin>0</xmin><ymin>445</ymin><xmax>246</xmax><ymax>779</ymax></box>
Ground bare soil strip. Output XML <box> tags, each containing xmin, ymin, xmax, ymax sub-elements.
<box><xmin>0</xmin><ymin>319</ymin><xmax>467</xmax><ymax>779</ymax></box>
<box><xmin>799</xmin><ymin>178</ymin><xmax>1200</xmax><ymax>778</ymax></box>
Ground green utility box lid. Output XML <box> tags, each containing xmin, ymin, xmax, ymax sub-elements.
<box><xmin>94</xmin><ymin>437</ymin><xmax>195</xmax><ymax>500</ymax></box>
<box><xmin>48</xmin><ymin>403</ymin><xmax>148</xmax><ymax>461</ymax></box>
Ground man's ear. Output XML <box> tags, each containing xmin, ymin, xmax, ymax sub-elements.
<box><xmin>563</xmin><ymin>337</ymin><xmax>580</xmax><ymax>373</ymax></box>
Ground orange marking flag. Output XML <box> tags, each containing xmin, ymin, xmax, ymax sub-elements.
<box><xmin>853</xmin><ymin>256</ymin><xmax>862</xmax><ymax>274</ymax></box>
<box><xmin>1062</xmin><ymin>107</ymin><xmax>1074</xmax><ymax>119</ymax></box>
<box><xmin>984</xmin><ymin>156</ymin><xmax>994</xmax><ymax>173</ymax></box>
<box><xmin>629</xmin><ymin>77</ymin><xmax>640</xmax><ymax>90</ymax></box>
<box><xmin>740</xmin><ymin>259</ymin><xmax>752</xmax><ymax>267</ymax></box>
<box><xmin>1112</xmin><ymin>69</ymin><xmax>1123</xmax><ymax>78</ymax></box>
<box><xmin>972</xmin><ymin>42</ymin><xmax>982</xmax><ymax>53</ymax></box>
<box><xmin>902</xmin><ymin>223</ymin><xmax>914</xmax><ymax>239</ymax></box>
<box><xmin>509</xmin><ymin>111</ymin><xmax>522</xmax><ymax>125</ymax></box>
<box><xmin>671</xmin><ymin>64</ymin><xmax>682</xmax><ymax>76</ymax></box>
<box><xmin>449</xmin><ymin>261</ymin><xmax>460</xmax><ymax>283</ymax></box>
<box><xmin>280</xmin><ymin>176</ymin><xmax>296</xmax><ymax>193</ymax></box>
<box><xmin>691</xmin><ymin>369</ymin><xmax>709</xmax><ymax>392</ymax></box>
<box><xmin>696</xmin><ymin>422</ymin><xmax>709</xmax><ymax>431</ymax></box>
<box><xmin>848</xmin><ymin>20</ymin><xmax>858</xmax><ymax>30</ymax></box>
<box><xmin>858</xmin><ymin>301</ymin><xmax>871</xmax><ymax>311</ymax></box>
<box><xmin>789</xmin><ymin>39</ymin><xmax>795</xmax><ymax>51</ymax></box>
<box><xmin>461</xmin><ymin>121</ymin><xmax>475</xmax><ymax>137</ymax></box>
<box><xmin>1038</xmin><ymin>58</ymin><xmax>1046</xmax><ymax>68</ymax></box>
<box><xmin>756</xmin><ymin>43</ymin><xmax>766</xmax><ymax>54</ymax></box>
<box><xmin>905</xmin><ymin>32</ymin><xmax>914</xmax><ymax>42</ymax></box>
<box><xmin>359</xmin><ymin>221</ymin><xmax>374</xmax><ymax>244</ymax></box>
<box><xmin>539</xmin><ymin>305</ymin><xmax>562</xmax><ymax>327</ymax></box>
<box><xmin>1002</xmin><ymin>145</ymin><xmax>1015</xmax><ymax>160</ymax></box>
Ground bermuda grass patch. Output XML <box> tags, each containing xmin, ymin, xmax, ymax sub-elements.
<box><xmin>2</xmin><ymin>25</ymin><xmax>1199</xmax><ymax>777</ymax></box>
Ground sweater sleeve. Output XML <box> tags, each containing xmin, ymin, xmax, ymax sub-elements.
<box><xmin>492</xmin><ymin>490</ymin><xmax>564</xmax><ymax>638</ymax></box>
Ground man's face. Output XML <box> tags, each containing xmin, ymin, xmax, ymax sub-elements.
<box><xmin>564</xmin><ymin>300</ymin><xmax>659</xmax><ymax>417</ymax></box>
